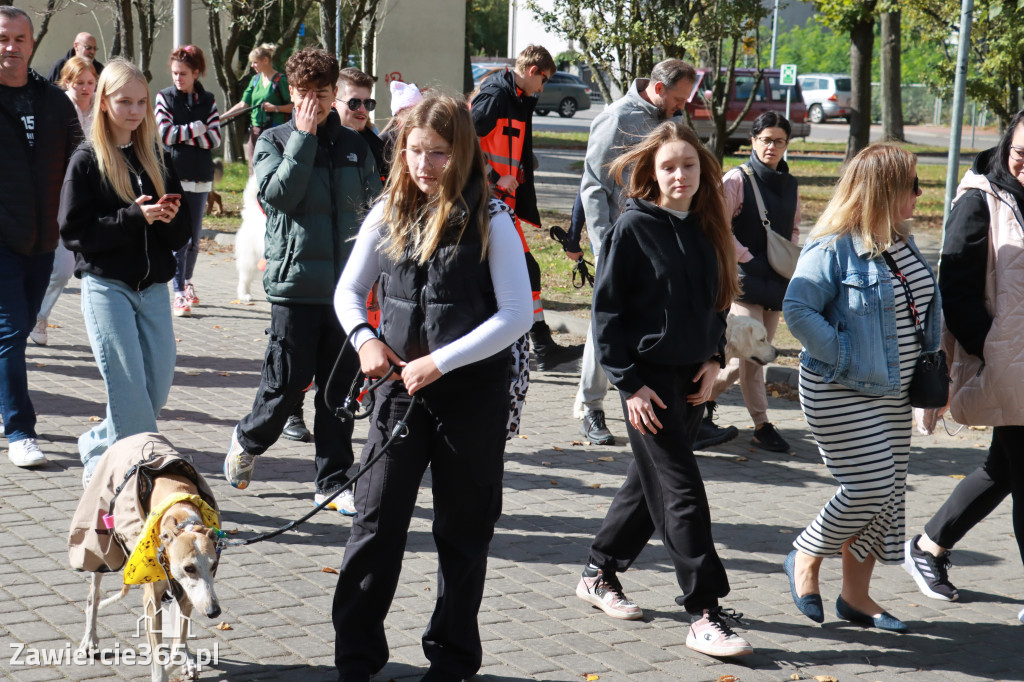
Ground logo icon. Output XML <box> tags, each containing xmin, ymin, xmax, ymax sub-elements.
<box><xmin>135</xmin><ymin>599</ymin><xmax>194</xmax><ymax>639</ymax></box>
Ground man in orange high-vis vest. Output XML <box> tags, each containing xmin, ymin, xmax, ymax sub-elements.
<box><xmin>472</xmin><ymin>45</ymin><xmax>582</xmax><ymax>371</ymax></box>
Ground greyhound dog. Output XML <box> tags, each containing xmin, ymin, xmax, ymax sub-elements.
<box><xmin>70</xmin><ymin>434</ymin><xmax>222</xmax><ymax>682</ymax></box>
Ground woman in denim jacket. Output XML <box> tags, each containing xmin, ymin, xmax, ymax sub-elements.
<box><xmin>781</xmin><ymin>145</ymin><xmax>939</xmax><ymax>632</ymax></box>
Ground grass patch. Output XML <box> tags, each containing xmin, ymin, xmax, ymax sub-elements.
<box><xmin>784</xmin><ymin>139</ymin><xmax>984</xmax><ymax>156</ymax></box>
<box><xmin>533</xmin><ymin>131</ymin><xmax>589</xmax><ymax>150</ymax></box>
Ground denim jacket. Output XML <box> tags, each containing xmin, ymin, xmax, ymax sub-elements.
<box><xmin>783</xmin><ymin>232</ymin><xmax>942</xmax><ymax>396</ymax></box>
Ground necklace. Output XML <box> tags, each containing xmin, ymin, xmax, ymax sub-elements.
<box><xmin>117</xmin><ymin>141</ymin><xmax>133</xmax><ymax>149</ymax></box>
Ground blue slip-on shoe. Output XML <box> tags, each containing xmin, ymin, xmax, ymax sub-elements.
<box><xmin>835</xmin><ymin>595</ymin><xmax>908</xmax><ymax>633</ymax></box>
<box><xmin>783</xmin><ymin>550</ymin><xmax>824</xmax><ymax>623</ymax></box>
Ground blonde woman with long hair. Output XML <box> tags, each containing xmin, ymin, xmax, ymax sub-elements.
<box><xmin>571</xmin><ymin>121</ymin><xmax>753</xmax><ymax>658</ymax></box>
<box><xmin>222</xmin><ymin>43</ymin><xmax>293</xmax><ymax>172</ymax></box>
<box><xmin>58</xmin><ymin>59</ymin><xmax>191</xmax><ymax>485</ymax></box>
<box><xmin>782</xmin><ymin>144</ymin><xmax>939</xmax><ymax>631</ymax></box>
<box><xmin>332</xmin><ymin>95</ymin><xmax>532</xmax><ymax>681</ymax></box>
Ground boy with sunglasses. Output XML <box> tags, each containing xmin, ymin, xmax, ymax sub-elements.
<box><xmin>472</xmin><ymin>44</ymin><xmax>583</xmax><ymax>371</ymax></box>
<box><xmin>334</xmin><ymin>67</ymin><xmax>387</xmax><ymax>181</ymax></box>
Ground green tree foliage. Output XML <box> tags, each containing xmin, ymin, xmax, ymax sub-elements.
<box><xmin>467</xmin><ymin>0</ymin><xmax>509</xmax><ymax>57</ymax></box>
<box><xmin>904</xmin><ymin>0</ymin><xmax>1024</xmax><ymax>128</ymax></box>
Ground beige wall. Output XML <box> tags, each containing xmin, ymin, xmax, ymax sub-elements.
<box><xmin>21</xmin><ymin>0</ymin><xmax>223</xmax><ymax>100</ymax></box>
<box><xmin>372</xmin><ymin>0</ymin><xmax>466</xmax><ymax>128</ymax></box>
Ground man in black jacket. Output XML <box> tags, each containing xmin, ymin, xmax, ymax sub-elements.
<box><xmin>46</xmin><ymin>32</ymin><xmax>104</xmax><ymax>83</ymax></box>
<box><xmin>0</xmin><ymin>7</ymin><xmax>81</xmax><ymax>467</ymax></box>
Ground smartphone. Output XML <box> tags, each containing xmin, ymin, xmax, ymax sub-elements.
<box><xmin>158</xmin><ymin>194</ymin><xmax>181</xmax><ymax>204</ymax></box>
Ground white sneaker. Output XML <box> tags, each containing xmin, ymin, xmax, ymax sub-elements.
<box><xmin>314</xmin><ymin>488</ymin><xmax>358</xmax><ymax>517</ymax></box>
<box><xmin>8</xmin><ymin>438</ymin><xmax>47</xmax><ymax>467</ymax></box>
<box><xmin>30</xmin><ymin>318</ymin><xmax>48</xmax><ymax>346</ymax></box>
<box><xmin>686</xmin><ymin>607</ymin><xmax>753</xmax><ymax>657</ymax></box>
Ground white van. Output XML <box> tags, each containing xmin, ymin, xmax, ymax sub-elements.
<box><xmin>797</xmin><ymin>73</ymin><xmax>852</xmax><ymax>123</ymax></box>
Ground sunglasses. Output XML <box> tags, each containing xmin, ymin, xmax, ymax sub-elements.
<box><xmin>913</xmin><ymin>176</ymin><xmax>920</xmax><ymax>194</ymax></box>
<box><xmin>336</xmin><ymin>97</ymin><xmax>376</xmax><ymax>112</ymax></box>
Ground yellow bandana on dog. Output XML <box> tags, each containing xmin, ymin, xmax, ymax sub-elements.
<box><xmin>123</xmin><ymin>493</ymin><xmax>219</xmax><ymax>585</ymax></box>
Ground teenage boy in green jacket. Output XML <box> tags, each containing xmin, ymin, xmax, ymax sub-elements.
<box><xmin>224</xmin><ymin>48</ymin><xmax>381</xmax><ymax>514</ymax></box>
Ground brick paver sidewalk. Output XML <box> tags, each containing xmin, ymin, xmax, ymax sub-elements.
<box><xmin>1</xmin><ymin>246</ymin><xmax>1021</xmax><ymax>682</ymax></box>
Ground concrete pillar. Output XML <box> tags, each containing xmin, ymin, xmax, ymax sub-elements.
<box><xmin>372</xmin><ymin>0</ymin><xmax>466</xmax><ymax>128</ymax></box>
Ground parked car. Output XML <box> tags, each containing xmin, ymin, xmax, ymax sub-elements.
<box><xmin>797</xmin><ymin>73</ymin><xmax>851</xmax><ymax>123</ymax></box>
<box><xmin>534</xmin><ymin>71</ymin><xmax>592</xmax><ymax>118</ymax></box>
<box><xmin>682</xmin><ymin>68</ymin><xmax>811</xmax><ymax>153</ymax></box>
<box><xmin>472</xmin><ymin>68</ymin><xmax>592</xmax><ymax>118</ymax></box>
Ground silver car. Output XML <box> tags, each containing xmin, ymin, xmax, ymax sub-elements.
<box><xmin>534</xmin><ymin>72</ymin><xmax>592</xmax><ymax>118</ymax></box>
<box><xmin>798</xmin><ymin>73</ymin><xmax>852</xmax><ymax>124</ymax></box>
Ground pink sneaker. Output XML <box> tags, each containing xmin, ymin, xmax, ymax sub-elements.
<box><xmin>173</xmin><ymin>294</ymin><xmax>191</xmax><ymax>317</ymax></box>
<box><xmin>185</xmin><ymin>283</ymin><xmax>200</xmax><ymax>307</ymax></box>
<box><xmin>575</xmin><ymin>567</ymin><xmax>643</xmax><ymax>620</ymax></box>
<box><xmin>686</xmin><ymin>607</ymin><xmax>753</xmax><ymax>657</ymax></box>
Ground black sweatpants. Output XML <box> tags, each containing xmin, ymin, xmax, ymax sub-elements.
<box><xmin>333</xmin><ymin>364</ymin><xmax>508</xmax><ymax>679</ymax></box>
<box><xmin>236</xmin><ymin>303</ymin><xmax>360</xmax><ymax>494</ymax></box>
<box><xmin>588</xmin><ymin>363</ymin><xmax>731</xmax><ymax>613</ymax></box>
<box><xmin>924</xmin><ymin>424</ymin><xmax>1024</xmax><ymax>566</ymax></box>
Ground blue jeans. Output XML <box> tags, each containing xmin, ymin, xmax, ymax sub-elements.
<box><xmin>79</xmin><ymin>274</ymin><xmax>176</xmax><ymax>474</ymax></box>
<box><xmin>37</xmin><ymin>241</ymin><xmax>76</xmax><ymax>321</ymax></box>
<box><xmin>173</xmin><ymin>190</ymin><xmax>208</xmax><ymax>293</ymax></box>
<box><xmin>0</xmin><ymin>246</ymin><xmax>54</xmax><ymax>442</ymax></box>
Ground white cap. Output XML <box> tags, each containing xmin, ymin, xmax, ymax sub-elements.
<box><xmin>390</xmin><ymin>80</ymin><xmax>424</xmax><ymax>116</ymax></box>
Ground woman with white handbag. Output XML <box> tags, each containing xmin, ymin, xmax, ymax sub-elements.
<box><xmin>697</xmin><ymin>111</ymin><xmax>802</xmax><ymax>453</ymax></box>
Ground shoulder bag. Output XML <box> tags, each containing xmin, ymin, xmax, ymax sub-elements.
<box><xmin>740</xmin><ymin>163</ymin><xmax>801</xmax><ymax>279</ymax></box>
<box><xmin>881</xmin><ymin>249</ymin><xmax>949</xmax><ymax>408</ymax></box>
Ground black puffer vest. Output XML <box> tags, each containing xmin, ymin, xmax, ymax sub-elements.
<box><xmin>378</xmin><ymin>186</ymin><xmax>505</xmax><ymax>371</ymax></box>
<box><xmin>733</xmin><ymin>151</ymin><xmax>798</xmax><ymax>310</ymax></box>
<box><xmin>158</xmin><ymin>83</ymin><xmax>216</xmax><ymax>183</ymax></box>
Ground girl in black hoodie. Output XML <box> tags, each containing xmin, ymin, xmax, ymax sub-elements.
<box><xmin>58</xmin><ymin>59</ymin><xmax>190</xmax><ymax>485</ymax></box>
<box><xmin>573</xmin><ymin>121</ymin><xmax>754</xmax><ymax>657</ymax></box>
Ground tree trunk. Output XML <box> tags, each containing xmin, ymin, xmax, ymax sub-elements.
<box><xmin>116</xmin><ymin>0</ymin><xmax>135</xmax><ymax>61</ymax></box>
<box><xmin>362</xmin><ymin>10</ymin><xmax>376</xmax><ymax>78</ymax></box>
<box><xmin>880</xmin><ymin>9</ymin><xmax>905</xmax><ymax>142</ymax></box>
<box><xmin>846</xmin><ymin>16</ymin><xmax>875</xmax><ymax>163</ymax></box>
<box><xmin>319</xmin><ymin>0</ymin><xmax>336</xmax><ymax>55</ymax></box>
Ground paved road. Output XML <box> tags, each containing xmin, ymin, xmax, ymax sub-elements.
<box><xmin>1</xmin><ymin>238</ymin><xmax>1021</xmax><ymax>681</ymax></box>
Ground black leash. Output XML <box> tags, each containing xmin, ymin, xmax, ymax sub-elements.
<box><xmin>222</xmin><ymin>323</ymin><xmax>416</xmax><ymax>548</ymax></box>
<box><xmin>549</xmin><ymin>225</ymin><xmax>594</xmax><ymax>288</ymax></box>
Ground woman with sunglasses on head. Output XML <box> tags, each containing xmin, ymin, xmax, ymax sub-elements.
<box><xmin>698</xmin><ymin>111</ymin><xmax>802</xmax><ymax>453</ymax></box>
<box><xmin>155</xmin><ymin>45</ymin><xmax>222</xmax><ymax>318</ymax></box>
<box><xmin>332</xmin><ymin>95</ymin><xmax>532</xmax><ymax>682</ymax></box>
<box><xmin>903</xmin><ymin>111</ymin><xmax>1024</xmax><ymax>624</ymax></box>
<box><xmin>222</xmin><ymin>43</ymin><xmax>292</xmax><ymax>173</ymax></box>
<box><xmin>782</xmin><ymin>144</ymin><xmax>936</xmax><ymax>632</ymax></box>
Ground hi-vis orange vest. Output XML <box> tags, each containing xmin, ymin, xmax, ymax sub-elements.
<box><xmin>471</xmin><ymin>68</ymin><xmax>540</xmax><ymax>228</ymax></box>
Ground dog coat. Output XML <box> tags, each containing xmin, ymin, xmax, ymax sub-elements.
<box><xmin>123</xmin><ymin>492</ymin><xmax>219</xmax><ymax>585</ymax></box>
<box><xmin>68</xmin><ymin>433</ymin><xmax>219</xmax><ymax>575</ymax></box>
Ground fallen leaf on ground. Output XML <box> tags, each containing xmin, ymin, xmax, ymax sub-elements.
<box><xmin>735</xmin><ymin>456</ymin><xmax>749</xmax><ymax>462</ymax></box>
<box><xmin>226</xmin><ymin>529</ymin><xmax>238</xmax><ymax>535</ymax></box>
<box><xmin>584</xmin><ymin>675</ymin><xmax>600</xmax><ymax>681</ymax></box>
<box><xmin>588</xmin><ymin>483</ymin><xmax>601</xmax><ymax>489</ymax></box>
<box><xmin>89</xmin><ymin>416</ymin><xmax>102</xmax><ymax>422</ymax></box>
<box><xmin>571</xmin><ymin>440</ymin><xmax>583</xmax><ymax>446</ymax></box>
<box><xmin>214</xmin><ymin>622</ymin><xmax>232</xmax><ymax>630</ymax></box>
<box><xmin>321</xmin><ymin>567</ymin><xmax>339</xmax><ymax>574</ymax></box>
<box><xmin>184</xmin><ymin>371</ymin><xmax>200</xmax><ymax>376</ymax></box>
<box><xmin>950</xmin><ymin>474</ymin><xmax>966</xmax><ymax>479</ymax></box>
<box><xmin>213</xmin><ymin>325</ymin><xmax>221</xmax><ymax>329</ymax></box>
<box><xmin>813</xmin><ymin>676</ymin><xmax>837</xmax><ymax>682</ymax></box>
<box><xmin>552</xmin><ymin>446</ymin><xmax>563</xmax><ymax>452</ymax></box>
<box><xmin>968</xmin><ymin>425</ymin><xmax>987</xmax><ymax>430</ymax></box>
<box><xmin>718</xmin><ymin>676</ymin><xmax>738</xmax><ymax>682</ymax></box>
<box><xmin>772</xmin><ymin>390</ymin><xmax>780</xmax><ymax>398</ymax></box>
<box><xmin>597</xmin><ymin>456</ymin><xmax>614</xmax><ymax>462</ymax></box>
<box><xmin>230</xmin><ymin>299</ymin><xmax>242</xmax><ymax>304</ymax></box>
<box><xmin>518</xmin><ymin>435</ymin><xmax>529</xmax><ymax>439</ymax></box>
<box><xmin>218</xmin><ymin>372</ymin><xmax>231</xmax><ymax>377</ymax></box>
<box><xmin>550</xmin><ymin>480</ymin><xmax>558</xmax><ymax>485</ymax></box>
<box><xmin>34</xmin><ymin>363</ymin><xmax>46</xmax><ymax>367</ymax></box>
<box><xmin>541</xmin><ymin>461</ymin><xmax>551</xmax><ymax>466</ymax></box>
<box><xmin>790</xmin><ymin>675</ymin><xmax>801</xmax><ymax>681</ymax></box>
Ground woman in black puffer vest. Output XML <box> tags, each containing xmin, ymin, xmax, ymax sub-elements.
<box><xmin>154</xmin><ymin>45</ymin><xmax>221</xmax><ymax>317</ymax></box>
<box><xmin>332</xmin><ymin>95</ymin><xmax>532</xmax><ymax>681</ymax></box>
<box><xmin>701</xmin><ymin>111</ymin><xmax>802</xmax><ymax>454</ymax></box>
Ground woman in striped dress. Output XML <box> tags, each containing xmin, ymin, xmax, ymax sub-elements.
<box><xmin>781</xmin><ymin>144</ymin><xmax>941</xmax><ymax>632</ymax></box>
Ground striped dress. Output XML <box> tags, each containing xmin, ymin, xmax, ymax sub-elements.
<box><xmin>795</xmin><ymin>239</ymin><xmax>934</xmax><ymax>564</ymax></box>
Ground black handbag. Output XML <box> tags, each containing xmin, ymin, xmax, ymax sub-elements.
<box><xmin>881</xmin><ymin>250</ymin><xmax>949</xmax><ymax>408</ymax></box>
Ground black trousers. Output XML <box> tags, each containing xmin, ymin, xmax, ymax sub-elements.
<box><xmin>588</xmin><ymin>364</ymin><xmax>731</xmax><ymax>613</ymax></box>
<box><xmin>237</xmin><ymin>303</ymin><xmax>359</xmax><ymax>494</ymax></box>
<box><xmin>333</xmin><ymin>365</ymin><xmax>508</xmax><ymax>679</ymax></box>
<box><xmin>924</xmin><ymin>424</ymin><xmax>1024</xmax><ymax>565</ymax></box>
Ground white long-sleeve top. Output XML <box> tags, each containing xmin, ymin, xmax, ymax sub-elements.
<box><xmin>334</xmin><ymin>200</ymin><xmax>533</xmax><ymax>375</ymax></box>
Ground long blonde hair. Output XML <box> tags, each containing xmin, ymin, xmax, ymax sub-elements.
<box><xmin>811</xmin><ymin>144</ymin><xmax>917</xmax><ymax>257</ymax></box>
<box><xmin>380</xmin><ymin>95</ymin><xmax>490</xmax><ymax>264</ymax></box>
<box><xmin>608</xmin><ymin>121</ymin><xmax>741</xmax><ymax>311</ymax></box>
<box><xmin>90</xmin><ymin>59</ymin><xmax>165</xmax><ymax>204</ymax></box>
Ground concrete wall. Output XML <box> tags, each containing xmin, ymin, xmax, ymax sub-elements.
<box><xmin>372</xmin><ymin>0</ymin><xmax>466</xmax><ymax>128</ymax></box>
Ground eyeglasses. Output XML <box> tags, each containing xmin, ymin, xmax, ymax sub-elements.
<box><xmin>336</xmin><ymin>97</ymin><xmax>376</xmax><ymax>112</ymax></box>
<box><xmin>540</xmin><ymin>72</ymin><xmax>550</xmax><ymax>85</ymax></box>
<box><xmin>912</xmin><ymin>175</ymin><xmax>921</xmax><ymax>195</ymax></box>
<box><xmin>402</xmin><ymin>148</ymin><xmax>450</xmax><ymax>167</ymax></box>
<box><xmin>754</xmin><ymin>136</ymin><xmax>788</xmax><ymax>148</ymax></box>
<box><xmin>1010</xmin><ymin>145</ymin><xmax>1024</xmax><ymax>160</ymax></box>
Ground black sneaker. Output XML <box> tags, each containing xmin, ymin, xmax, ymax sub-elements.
<box><xmin>692</xmin><ymin>402</ymin><xmax>739</xmax><ymax>450</ymax></box>
<box><xmin>903</xmin><ymin>535</ymin><xmax>959</xmax><ymax>601</ymax></box>
<box><xmin>581</xmin><ymin>410</ymin><xmax>614</xmax><ymax>445</ymax></box>
<box><xmin>751</xmin><ymin>422</ymin><xmax>789</xmax><ymax>452</ymax></box>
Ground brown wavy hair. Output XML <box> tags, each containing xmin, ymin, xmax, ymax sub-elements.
<box><xmin>380</xmin><ymin>95</ymin><xmax>490</xmax><ymax>264</ymax></box>
<box><xmin>609</xmin><ymin>121</ymin><xmax>740</xmax><ymax>310</ymax></box>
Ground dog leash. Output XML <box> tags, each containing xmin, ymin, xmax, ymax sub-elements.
<box><xmin>549</xmin><ymin>225</ymin><xmax>594</xmax><ymax>288</ymax></box>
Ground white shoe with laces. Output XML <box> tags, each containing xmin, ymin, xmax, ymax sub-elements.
<box><xmin>686</xmin><ymin>606</ymin><xmax>753</xmax><ymax>657</ymax></box>
<box><xmin>30</xmin><ymin>318</ymin><xmax>48</xmax><ymax>346</ymax></box>
<box><xmin>8</xmin><ymin>438</ymin><xmax>47</xmax><ymax>467</ymax></box>
<box><xmin>314</xmin><ymin>488</ymin><xmax>358</xmax><ymax>517</ymax></box>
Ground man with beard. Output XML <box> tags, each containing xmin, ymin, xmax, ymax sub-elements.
<box><xmin>570</xmin><ymin>59</ymin><xmax>697</xmax><ymax>445</ymax></box>
<box><xmin>47</xmin><ymin>32</ymin><xmax>104</xmax><ymax>83</ymax></box>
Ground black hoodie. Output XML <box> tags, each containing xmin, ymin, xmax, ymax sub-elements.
<box><xmin>940</xmin><ymin>147</ymin><xmax>1024</xmax><ymax>359</ymax></box>
<box><xmin>593</xmin><ymin>198</ymin><xmax>727</xmax><ymax>395</ymax></box>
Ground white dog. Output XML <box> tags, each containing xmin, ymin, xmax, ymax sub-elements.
<box><xmin>724</xmin><ymin>314</ymin><xmax>778</xmax><ymax>366</ymax></box>
<box><xmin>235</xmin><ymin>175</ymin><xmax>265</xmax><ymax>302</ymax></box>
